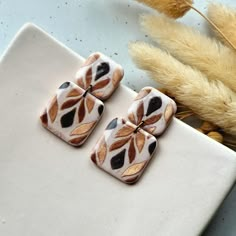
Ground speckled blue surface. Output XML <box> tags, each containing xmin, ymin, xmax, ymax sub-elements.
<box><xmin>0</xmin><ymin>0</ymin><xmax>235</xmax><ymax>235</ymax></box>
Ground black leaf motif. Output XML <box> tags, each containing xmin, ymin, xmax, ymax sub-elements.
<box><xmin>106</xmin><ymin>118</ymin><xmax>118</xmax><ymax>130</ymax></box>
<box><xmin>98</xmin><ymin>104</ymin><xmax>104</xmax><ymax>115</ymax></box>
<box><xmin>146</xmin><ymin>97</ymin><xmax>162</xmax><ymax>116</ymax></box>
<box><xmin>59</xmin><ymin>81</ymin><xmax>70</xmax><ymax>89</ymax></box>
<box><xmin>110</xmin><ymin>149</ymin><xmax>126</xmax><ymax>170</ymax></box>
<box><xmin>61</xmin><ymin>108</ymin><xmax>76</xmax><ymax>128</ymax></box>
<box><xmin>148</xmin><ymin>141</ymin><xmax>157</xmax><ymax>155</ymax></box>
<box><xmin>95</xmin><ymin>62</ymin><xmax>110</xmax><ymax>81</ymax></box>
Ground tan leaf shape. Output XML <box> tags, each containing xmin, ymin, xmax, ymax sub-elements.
<box><xmin>40</xmin><ymin>110</ymin><xmax>48</xmax><ymax>127</ymax></box>
<box><xmin>49</xmin><ymin>95</ymin><xmax>58</xmax><ymax>123</ymax></box>
<box><xmin>86</xmin><ymin>96</ymin><xmax>95</xmax><ymax>113</ymax></box>
<box><xmin>61</xmin><ymin>98</ymin><xmax>81</xmax><ymax>110</ymax></box>
<box><xmin>135</xmin><ymin>88</ymin><xmax>151</xmax><ymax>100</ymax></box>
<box><xmin>91</xmin><ymin>91</ymin><xmax>104</xmax><ymax>100</ymax></box>
<box><xmin>145</xmin><ymin>114</ymin><xmax>162</xmax><ymax>125</ymax></box>
<box><xmin>128</xmin><ymin>137</ymin><xmax>136</xmax><ymax>163</ymax></box>
<box><xmin>70</xmin><ymin>121</ymin><xmax>96</xmax><ymax>136</ymax></box>
<box><xmin>164</xmin><ymin>104</ymin><xmax>174</xmax><ymax>123</ymax></box>
<box><xmin>78</xmin><ymin>99</ymin><xmax>85</xmax><ymax>122</ymax></box>
<box><xmin>67</xmin><ymin>88</ymin><xmax>82</xmax><ymax>97</ymax></box>
<box><xmin>85</xmin><ymin>67</ymin><xmax>92</xmax><ymax>88</ymax></box>
<box><xmin>145</xmin><ymin>126</ymin><xmax>156</xmax><ymax>134</ymax></box>
<box><xmin>115</xmin><ymin>125</ymin><xmax>135</xmax><ymax>138</ymax></box>
<box><xmin>77</xmin><ymin>77</ymin><xmax>85</xmax><ymax>89</ymax></box>
<box><xmin>128</xmin><ymin>112</ymin><xmax>136</xmax><ymax>124</ymax></box>
<box><xmin>97</xmin><ymin>137</ymin><xmax>107</xmax><ymax>164</ymax></box>
<box><xmin>109</xmin><ymin>136</ymin><xmax>131</xmax><ymax>151</ymax></box>
<box><xmin>82</xmin><ymin>54</ymin><xmax>100</xmax><ymax>67</ymax></box>
<box><xmin>112</xmin><ymin>68</ymin><xmax>123</xmax><ymax>87</ymax></box>
<box><xmin>122</xmin><ymin>161</ymin><xmax>147</xmax><ymax>177</ymax></box>
<box><xmin>92</xmin><ymin>78</ymin><xmax>110</xmax><ymax>91</ymax></box>
<box><xmin>69</xmin><ymin>135</ymin><xmax>87</xmax><ymax>146</ymax></box>
<box><xmin>137</xmin><ymin>101</ymin><xmax>144</xmax><ymax>124</ymax></box>
<box><xmin>135</xmin><ymin>132</ymin><xmax>145</xmax><ymax>153</ymax></box>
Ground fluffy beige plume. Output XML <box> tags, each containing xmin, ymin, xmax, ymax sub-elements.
<box><xmin>140</xmin><ymin>14</ymin><xmax>236</xmax><ymax>93</ymax></box>
<box><xmin>208</xmin><ymin>3</ymin><xmax>236</xmax><ymax>47</ymax></box>
<box><xmin>129</xmin><ymin>42</ymin><xmax>236</xmax><ymax>135</ymax></box>
<box><xmin>136</xmin><ymin>0</ymin><xmax>193</xmax><ymax>18</ymax></box>
<box><xmin>135</xmin><ymin>0</ymin><xmax>236</xmax><ymax>50</ymax></box>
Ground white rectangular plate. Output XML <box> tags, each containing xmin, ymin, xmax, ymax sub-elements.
<box><xmin>0</xmin><ymin>24</ymin><xmax>235</xmax><ymax>236</ymax></box>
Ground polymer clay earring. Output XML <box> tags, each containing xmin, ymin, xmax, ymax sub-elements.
<box><xmin>127</xmin><ymin>87</ymin><xmax>177</xmax><ymax>136</ymax></box>
<box><xmin>90</xmin><ymin>87</ymin><xmax>177</xmax><ymax>184</ymax></box>
<box><xmin>40</xmin><ymin>53</ymin><xmax>124</xmax><ymax>146</ymax></box>
<box><xmin>76</xmin><ymin>52</ymin><xmax>124</xmax><ymax>100</ymax></box>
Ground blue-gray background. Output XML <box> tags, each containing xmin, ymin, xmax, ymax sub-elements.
<box><xmin>0</xmin><ymin>0</ymin><xmax>235</xmax><ymax>235</ymax></box>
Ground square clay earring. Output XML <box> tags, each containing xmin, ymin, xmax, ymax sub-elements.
<box><xmin>91</xmin><ymin>118</ymin><xmax>157</xmax><ymax>184</ymax></box>
<box><xmin>90</xmin><ymin>87</ymin><xmax>177</xmax><ymax>184</ymax></box>
<box><xmin>127</xmin><ymin>87</ymin><xmax>177</xmax><ymax>136</ymax></box>
<box><xmin>76</xmin><ymin>52</ymin><xmax>124</xmax><ymax>100</ymax></box>
<box><xmin>40</xmin><ymin>81</ymin><xmax>104</xmax><ymax>146</ymax></box>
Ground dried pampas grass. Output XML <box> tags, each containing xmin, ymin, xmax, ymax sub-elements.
<box><xmin>136</xmin><ymin>0</ymin><xmax>193</xmax><ymax>18</ymax></box>
<box><xmin>208</xmin><ymin>3</ymin><xmax>236</xmax><ymax>47</ymax></box>
<box><xmin>140</xmin><ymin>14</ymin><xmax>236</xmax><ymax>93</ymax></box>
<box><xmin>135</xmin><ymin>0</ymin><xmax>236</xmax><ymax>50</ymax></box>
<box><xmin>159</xmin><ymin>90</ymin><xmax>236</xmax><ymax>149</ymax></box>
<box><xmin>129</xmin><ymin>42</ymin><xmax>236</xmax><ymax>135</ymax></box>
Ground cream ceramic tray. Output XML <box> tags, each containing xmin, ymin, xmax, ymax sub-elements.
<box><xmin>0</xmin><ymin>24</ymin><xmax>235</xmax><ymax>236</ymax></box>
